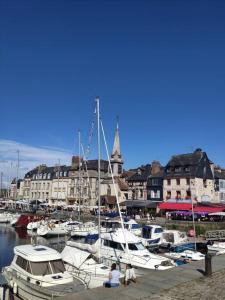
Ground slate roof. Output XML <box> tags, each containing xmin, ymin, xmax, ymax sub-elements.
<box><xmin>214</xmin><ymin>170</ymin><xmax>225</xmax><ymax>180</ymax></box>
<box><xmin>127</xmin><ymin>164</ymin><xmax>151</xmax><ymax>182</ymax></box>
<box><xmin>165</xmin><ymin>149</ymin><xmax>214</xmax><ymax>179</ymax></box>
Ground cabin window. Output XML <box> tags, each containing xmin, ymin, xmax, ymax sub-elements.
<box><xmin>50</xmin><ymin>260</ymin><xmax>65</xmax><ymax>273</ymax></box>
<box><xmin>131</xmin><ymin>224</ymin><xmax>141</xmax><ymax>229</ymax></box>
<box><xmin>123</xmin><ymin>242</ymin><xmax>145</xmax><ymax>251</ymax></box>
<box><xmin>103</xmin><ymin>240</ymin><xmax>123</xmax><ymax>250</ymax></box>
<box><xmin>16</xmin><ymin>256</ymin><xmax>28</xmax><ymax>271</ymax></box>
<box><xmin>30</xmin><ymin>261</ymin><xmax>52</xmax><ymax>276</ymax></box>
<box><xmin>155</xmin><ymin>228</ymin><xmax>163</xmax><ymax>233</ymax></box>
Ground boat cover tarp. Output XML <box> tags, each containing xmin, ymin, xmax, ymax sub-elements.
<box><xmin>61</xmin><ymin>245</ymin><xmax>91</xmax><ymax>268</ymax></box>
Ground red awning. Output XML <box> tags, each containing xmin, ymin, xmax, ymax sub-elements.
<box><xmin>158</xmin><ymin>202</ymin><xmax>192</xmax><ymax>211</ymax></box>
<box><xmin>193</xmin><ymin>206</ymin><xmax>225</xmax><ymax>213</ymax></box>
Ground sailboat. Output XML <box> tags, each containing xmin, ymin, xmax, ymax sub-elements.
<box><xmin>62</xmin><ymin>98</ymin><xmax>111</xmax><ymax>288</ymax></box>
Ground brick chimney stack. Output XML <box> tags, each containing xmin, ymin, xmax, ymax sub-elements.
<box><xmin>151</xmin><ymin>161</ymin><xmax>161</xmax><ymax>175</ymax></box>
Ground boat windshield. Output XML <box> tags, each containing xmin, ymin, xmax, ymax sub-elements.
<box><xmin>50</xmin><ymin>259</ymin><xmax>66</xmax><ymax>273</ymax></box>
<box><xmin>124</xmin><ymin>242</ymin><xmax>145</xmax><ymax>251</ymax></box>
<box><xmin>30</xmin><ymin>261</ymin><xmax>52</xmax><ymax>276</ymax></box>
<box><xmin>30</xmin><ymin>259</ymin><xmax>65</xmax><ymax>275</ymax></box>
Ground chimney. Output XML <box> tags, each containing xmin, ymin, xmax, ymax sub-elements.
<box><xmin>151</xmin><ymin>161</ymin><xmax>161</xmax><ymax>175</ymax></box>
<box><xmin>71</xmin><ymin>156</ymin><xmax>83</xmax><ymax>168</ymax></box>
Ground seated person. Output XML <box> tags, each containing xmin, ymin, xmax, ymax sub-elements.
<box><xmin>124</xmin><ymin>264</ymin><xmax>136</xmax><ymax>286</ymax></box>
<box><xmin>104</xmin><ymin>263</ymin><xmax>121</xmax><ymax>288</ymax></box>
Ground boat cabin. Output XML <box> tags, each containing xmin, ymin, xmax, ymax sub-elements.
<box><xmin>13</xmin><ymin>245</ymin><xmax>67</xmax><ymax>278</ymax></box>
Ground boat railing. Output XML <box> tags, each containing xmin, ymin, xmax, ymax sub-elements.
<box><xmin>3</xmin><ymin>266</ymin><xmax>86</xmax><ymax>297</ymax></box>
<box><xmin>65</xmin><ymin>263</ymin><xmax>91</xmax><ymax>288</ymax></box>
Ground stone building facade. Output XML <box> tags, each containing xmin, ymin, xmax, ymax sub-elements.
<box><xmin>163</xmin><ymin>149</ymin><xmax>215</xmax><ymax>203</ymax></box>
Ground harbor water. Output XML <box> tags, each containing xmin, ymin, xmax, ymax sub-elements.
<box><xmin>0</xmin><ymin>224</ymin><xmax>69</xmax><ymax>270</ymax></box>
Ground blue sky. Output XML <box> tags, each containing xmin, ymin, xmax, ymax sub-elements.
<box><xmin>1</xmin><ymin>0</ymin><xmax>225</xmax><ymax>182</ymax></box>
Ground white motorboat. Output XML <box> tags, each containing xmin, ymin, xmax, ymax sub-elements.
<box><xmin>140</xmin><ymin>226</ymin><xmax>188</xmax><ymax>248</ymax></box>
<box><xmin>160</xmin><ymin>230</ymin><xmax>188</xmax><ymax>246</ymax></box>
<box><xmin>141</xmin><ymin>225</ymin><xmax>164</xmax><ymax>247</ymax></box>
<box><xmin>27</xmin><ymin>220</ymin><xmax>44</xmax><ymax>231</ymax></box>
<box><xmin>37</xmin><ymin>221</ymin><xmax>69</xmax><ymax>237</ymax></box>
<box><xmin>0</xmin><ymin>212</ymin><xmax>14</xmax><ymax>223</ymax></box>
<box><xmin>10</xmin><ymin>214</ymin><xmax>21</xmax><ymax>226</ymax></box>
<box><xmin>61</xmin><ymin>240</ymin><xmax>112</xmax><ymax>288</ymax></box>
<box><xmin>164</xmin><ymin>249</ymin><xmax>205</xmax><ymax>261</ymax></box>
<box><xmin>3</xmin><ymin>244</ymin><xmax>86</xmax><ymax>300</ymax></box>
<box><xmin>100</xmin><ymin>228</ymin><xmax>175</xmax><ymax>274</ymax></box>
<box><xmin>207</xmin><ymin>241</ymin><xmax>225</xmax><ymax>254</ymax></box>
<box><xmin>101</xmin><ymin>218</ymin><xmax>141</xmax><ymax>236</ymax></box>
<box><xmin>70</xmin><ymin>222</ymin><xmax>98</xmax><ymax>238</ymax></box>
<box><xmin>124</xmin><ymin>219</ymin><xmax>142</xmax><ymax>236</ymax></box>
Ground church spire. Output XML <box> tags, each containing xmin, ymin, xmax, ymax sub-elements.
<box><xmin>110</xmin><ymin>117</ymin><xmax>123</xmax><ymax>176</ymax></box>
<box><xmin>112</xmin><ymin>116</ymin><xmax>121</xmax><ymax>156</ymax></box>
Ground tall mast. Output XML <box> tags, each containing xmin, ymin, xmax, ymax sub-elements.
<box><xmin>0</xmin><ymin>172</ymin><xmax>3</xmax><ymax>198</ymax></box>
<box><xmin>15</xmin><ymin>150</ymin><xmax>20</xmax><ymax>200</ymax></box>
<box><xmin>56</xmin><ymin>159</ymin><xmax>60</xmax><ymax>208</ymax></box>
<box><xmin>78</xmin><ymin>130</ymin><xmax>81</xmax><ymax>221</ymax></box>
<box><xmin>96</xmin><ymin>97</ymin><xmax>101</xmax><ymax>248</ymax></box>
<box><xmin>36</xmin><ymin>165</ymin><xmax>40</xmax><ymax>207</ymax></box>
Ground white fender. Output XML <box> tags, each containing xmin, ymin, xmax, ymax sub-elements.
<box><xmin>13</xmin><ymin>282</ymin><xmax>18</xmax><ymax>294</ymax></box>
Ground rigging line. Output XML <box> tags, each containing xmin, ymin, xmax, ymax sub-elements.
<box><xmin>81</xmin><ymin>143</ymin><xmax>92</xmax><ymax>207</ymax></box>
<box><xmin>100</xmin><ymin>118</ymin><xmax>131</xmax><ymax>263</ymax></box>
<box><xmin>84</xmin><ymin>108</ymin><xmax>96</xmax><ymax>160</ymax></box>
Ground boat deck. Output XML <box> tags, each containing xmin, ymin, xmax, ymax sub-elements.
<box><xmin>58</xmin><ymin>253</ymin><xmax>225</xmax><ymax>300</ymax></box>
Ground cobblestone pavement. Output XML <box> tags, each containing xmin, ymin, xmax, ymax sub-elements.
<box><xmin>146</xmin><ymin>269</ymin><xmax>225</xmax><ymax>300</ymax></box>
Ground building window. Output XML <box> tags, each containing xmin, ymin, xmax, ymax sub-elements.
<box><xmin>176</xmin><ymin>191</ymin><xmax>181</xmax><ymax>199</ymax></box>
<box><xmin>185</xmin><ymin>166</ymin><xmax>190</xmax><ymax>172</ymax></box>
<box><xmin>151</xmin><ymin>190</ymin><xmax>160</xmax><ymax>199</ymax></box>
<box><xmin>186</xmin><ymin>190</ymin><xmax>191</xmax><ymax>199</ymax></box>
<box><xmin>151</xmin><ymin>179</ymin><xmax>159</xmax><ymax>186</ymax></box>
<box><xmin>176</xmin><ymin>179</ymin><xmax>180</xmax><ymax>185</ymax></box>
<box><xmin>47</xmin><ymin>173</ymin><xmax>51</xmax><ymax>179</ymax></box>
<box><xmin>186</xmin><ymin>178</ymin><xmax>190</xmax><ymax>185</ymax></box>
<box><xmin>220</xmin><ymin>193</ymin><xmax>225</xmax><ymax>201</ymax></box>
<box><xmin>166</xmin><ymin>191</ymin><xmax>171</xmax><ymax>199</ymax></box>
<box><xmin>175</xmin><ymin>167</ymin><xmax>182</xmax><ymax>173</ymax></box>
<box><xmin>140</xmin><ymin>190</ymin><xmax>143</xmax><ymax>198</ymax></box>
<box><xmin>167</xmin><ymin>179</ymin><xmax>171</xmax><ymax>185</ymax></box>
<box><xmin>203</xmin><ymin>179</ymin><xmax>207</xmax><ymax>188</ymax></box>
<box><xmin>60</xmin><ymin>172</ymin><xmax>63</xmax><ymax>177</ymax></box>
<box><xmin>64</xmin><ymin>171</ymin><xmax>67</xmax><ymax>177</ymax></box>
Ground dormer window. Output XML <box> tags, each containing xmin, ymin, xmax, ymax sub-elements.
<box><xmin>185</xmin><ymin>166</ymin><xmax>190</xmax><ymax>172</ymax></box>
<box><xmin>137</xmin><ymin>169</ymin><xmax>141</xmax><ymax>175</ymax></box>
<box><xmin>64</xmin><ymin>171</ymin><xmax>67</xmax><ymax>177</ymax></box>
<box><xmin>174</xmin><ymin>167</ymin><xmax>182</xmax><ymax>173</ymax></box>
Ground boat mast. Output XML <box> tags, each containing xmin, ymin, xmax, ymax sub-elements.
<box><xmin>56</xmin><ymin>159</ymin><xmax>60</xmax><ymax>208</ymax></box>
<box><xmin>15</xmin><ymin>150</ymin><xmax>20</xmax><ymax>201</ymax></box>
<box><xmin>36</xmin><ymin>165</ymin><xmax>40</xmax><ymax>208</ymax></box>
<box><xmin>191</xmin><ymin>194</ymin><xmax>197</xmax><ymax>251</ymax></box>
<box><xmin>96</xmin><ymin>97</ymin><xmax>101</xmax><ymax>256</ymax></box>
<box><xmin>78</xmin><ymin>130</ymin><xmax>81</xmax><ymax>221</ymax></box>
